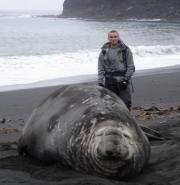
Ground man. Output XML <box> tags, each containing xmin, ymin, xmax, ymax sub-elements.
<box><xmin>98</xmin><ymin>30</ymin><xmax>135</xmax><ymax>110</ymax></box>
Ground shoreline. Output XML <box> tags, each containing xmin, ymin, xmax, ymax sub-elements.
<box><xmin>0</xmin><ymin>64</ymin><xmax>179</xmax><ymax>121</ymax></box>
<box><xmin>1</xmin><ymin>64</ymin><xmax>180</xmax><ymax>93</ymax></box>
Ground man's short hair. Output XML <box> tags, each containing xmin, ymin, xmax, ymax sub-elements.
<box><xmin>108</xmin><ymin>30</ymin><xmax>119</xmax><ymax>35</ymax></box>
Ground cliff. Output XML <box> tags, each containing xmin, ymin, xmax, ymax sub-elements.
<box><xmin>61</xmin><ymin>0</ymin><xmax>180</xmax><ymax>20</ymax></box>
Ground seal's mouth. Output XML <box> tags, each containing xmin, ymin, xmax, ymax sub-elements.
<box><xmin>96</xmin><ymin>146</ymin><xmax>127</xmax><ymax>160</ymax></box>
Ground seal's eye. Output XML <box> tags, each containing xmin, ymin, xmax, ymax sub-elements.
<box><xmin>123</xmin><ymin>134</ymin><xmax>130</xmax><ymax>139</ymax></box>
<box><xmin>96</xmin><ymin>133</ymin><xmax>103</xmax><ymax>136</ymax></box>
<box><xmin>95</xmin><ymin>129</ymin><xmax>104</xmax><ymax>136</ymax></box>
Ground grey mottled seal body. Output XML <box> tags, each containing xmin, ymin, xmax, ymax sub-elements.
<box><xmin>18</xmin><ymin>85</ymin><xmax>150</xmax><ymax>180</ymax></box>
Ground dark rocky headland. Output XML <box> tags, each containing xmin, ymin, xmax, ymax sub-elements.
<box><xmin>61</xmin><ymin>0</ymin><xmax>180</xmax><ymax>21</ymax></box>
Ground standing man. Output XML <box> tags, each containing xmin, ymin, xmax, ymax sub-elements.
<box><xmin>98</xmin><ymin>30</ymin><xmax>135</xmax><ymax>110</ymax></box>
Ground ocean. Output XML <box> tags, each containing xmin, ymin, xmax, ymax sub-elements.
<box><xmin>0</xmin><ymin>10</ymin><xmax>180</xmax><ymax>87</ymax></box>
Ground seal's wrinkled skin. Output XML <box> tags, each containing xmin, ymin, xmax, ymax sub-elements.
<box><xmin>18</xmin><ymin>85</ymin><xmax>150</xmax><ymax>180</ymax></box>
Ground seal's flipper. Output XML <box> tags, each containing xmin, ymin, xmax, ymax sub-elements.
<box><xmin>140</xmin><ymin>125</ymin><xmax>165</xmax><ymax>141</ymax></box>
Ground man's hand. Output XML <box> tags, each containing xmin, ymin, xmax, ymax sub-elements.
<box><xmin>122</xmin><ymin>77</ymin><xmax>129</xmax><ymax>83</ymax></box>
<box><xmin>118</xmin><ymin>78</ymin><xmax>129</xmax><ymax>89</ymax></box>
<box><xmin>122</xmin><ymin>80</ymin><xmax>128</xmax><ymax>85</ymax></box>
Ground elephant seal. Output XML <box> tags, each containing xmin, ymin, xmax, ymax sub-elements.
<box><xmin>18</xmin><ymin>85</ymin><xmax>150</xmax><ymax>180</ymax></box>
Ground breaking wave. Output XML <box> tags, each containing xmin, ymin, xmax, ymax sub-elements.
<box><xmin>131</xmin><ymin>45</ymin><xmax>180</xmax><ymax>56</ymax></box>
<box><xmin>127</xmin><ymin>18</ymin><xmax>163</xmax><ymax>22</ymax></box>
<box><xmin>0</xmin><ymin>45</ymin><xmax>180</xmax><ymax>86</ymax></box>
<box><xmin>0</xmin><ymin>14</ymin><xmax>33</xmax><ymax>19</ymax></box>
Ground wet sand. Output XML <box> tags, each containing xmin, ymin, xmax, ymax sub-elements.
<box><xmin>0</xmin><ymin>66</ymin><xmax>180</xmax><ymax>185</ymax></box>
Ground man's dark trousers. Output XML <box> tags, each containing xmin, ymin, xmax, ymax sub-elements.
<box><xmin>105</xmin><ymin>78</ymin><xmax>132</xmax><ymax>109</ymax></box>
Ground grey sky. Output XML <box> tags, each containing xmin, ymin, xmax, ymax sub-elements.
<box><xmin>0</xmin><ymin>0</ymin><xmax>65</xmax><ymax>11</ymax></box>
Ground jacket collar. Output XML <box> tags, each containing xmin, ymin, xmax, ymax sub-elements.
<box><xmin>101</xmin><ymin>41</ymin><xmax>127</xmax><ymax>51</ymax></box>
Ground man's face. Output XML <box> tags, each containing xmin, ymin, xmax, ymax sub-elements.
<box><xmin>108</xmin><ymin>32</ymin><xmax>119</xmax><ymax>46</ymax></box>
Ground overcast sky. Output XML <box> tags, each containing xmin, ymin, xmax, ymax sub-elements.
<box><xmin>0</xmin><ymin>0</ymin><xmax>65</xmax><ymax>11</ymax></box>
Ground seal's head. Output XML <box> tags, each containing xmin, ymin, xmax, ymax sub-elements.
<box><xmin>95</xmin><ymin>126</ymin><xmax>133</xmax><ymax>161</ymax></box>
<box><xmin>87</xmin><ymin>120</ymin><xmax>145</xmax><ymax>179</ymax></box>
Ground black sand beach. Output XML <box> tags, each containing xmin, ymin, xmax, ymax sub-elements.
<box><xmin>0</xmin><ymin>66</ymin><xmax>180</xmax><ymax>185</ymax></box>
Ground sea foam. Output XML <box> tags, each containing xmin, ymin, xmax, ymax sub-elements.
<box><xmin>0</xmin><ymin>45</ymin><xmax>180</xmax><ymax>86</ymax></box>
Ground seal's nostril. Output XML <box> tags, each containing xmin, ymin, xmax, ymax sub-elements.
<box><xmin>113</xmin><ymin>140</ymin><xmax>119</xmax><ymax>145</ymax></box>
<box><xmin>106</xmin><ymin>150</ymin><xmax>113</xmax><ymax>156</ymax></box>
